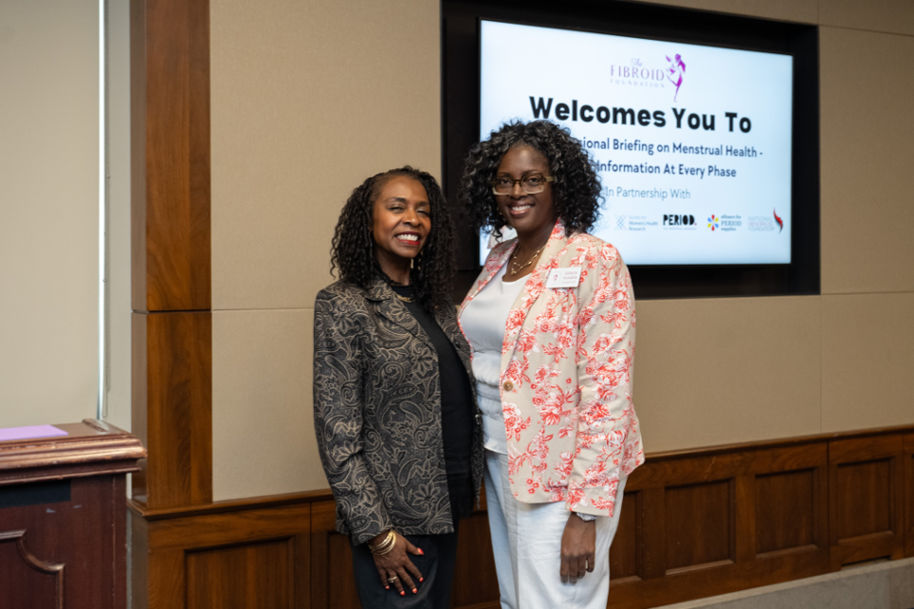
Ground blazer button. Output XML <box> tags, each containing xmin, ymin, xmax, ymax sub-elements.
<box><xmin>502</xmin><ymin>380</ymin><xmax>514</xmax><ymax>392</ymax></box>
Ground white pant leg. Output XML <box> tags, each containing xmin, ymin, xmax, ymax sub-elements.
<box><xmin>486</xmin><ymin>451</ymin><xmax>628</xmax><ymax>609</ymax></box>
<box><xmin>485</xmin><ymin>450</ymin><xmax>518</xmax><ymax>609</ymax></box>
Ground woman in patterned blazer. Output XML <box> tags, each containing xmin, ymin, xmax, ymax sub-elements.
<box><xmin>459</xmin><ymin>121</ymin><xmax>644</xmax><ymax>609</ymax></box>
<box><xmin>313</xmin><ymin>166</ymin><xmax>483</xmax><ymax>608</ymax></box>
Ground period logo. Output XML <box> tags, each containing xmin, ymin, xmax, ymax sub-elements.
<box><xmin>662</xmin><ymin>213</ymin><xmax>696</xmax><ymax>229</ymax></box>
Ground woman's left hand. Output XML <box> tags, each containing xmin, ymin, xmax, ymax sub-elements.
<box><xmin>560</xmin><ymin>513</ymin><xmax>596</xmax><ymax>583</ymax></box>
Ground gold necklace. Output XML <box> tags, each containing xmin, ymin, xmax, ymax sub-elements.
<box><xmin>508</xmin><ymin>244</ymin><xmax>546</xmax><ymax>276</ymax></box>
<box><xmin>393</xmin><ymin>292</ymin><xmax>414</xmax><ymax>303</ymax></box>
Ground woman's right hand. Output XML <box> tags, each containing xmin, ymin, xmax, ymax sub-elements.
<box><xmin>369</xmin><ymin>530</ymin><xmax>425</xmax><ymax>596</ymax></box>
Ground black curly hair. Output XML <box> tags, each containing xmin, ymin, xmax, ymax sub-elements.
<box><xmin>459</xmin><ymin>120</ymin><xmax>602</xmax><ymax>238</ymax></box>
<box><xmin>330</xmin><ymin>166</ymin><xmax>455</xmax><ymax>311</ymax></box>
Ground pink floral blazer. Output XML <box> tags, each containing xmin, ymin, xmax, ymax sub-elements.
<box><xmin>461</xmin><ymin>220</ymin><xmax>644</xmax><ymax>517</ymax></box>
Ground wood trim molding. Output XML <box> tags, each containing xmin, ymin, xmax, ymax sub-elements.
<box><xmin>130</xmin><ymin>0</ymin><xmax>210</xmax><ymax>312</ymax></box>
<box><xmin>130</xmin><ymin>0</ymin><xmax>212</xmax><ymax>512</ymax></box>
<box><xmin>131</xmin><ymin>312</ymin><xmax>212</xmax><ymax>507</ymax></box>
<box><xmin>0</xmin><ymin>420</ymin><xmax>144</xmax><ymax>485</ymax></box>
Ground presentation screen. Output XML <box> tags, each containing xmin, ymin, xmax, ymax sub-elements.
<box><xmin>479</xmin><ymin>19</ymin><xmax>793</xmax><ymax>266</ymax></box>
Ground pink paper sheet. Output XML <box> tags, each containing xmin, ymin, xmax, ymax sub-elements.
<box><xmin>0</xmin><ymin>424</ymin><xmax>69</xmax><ymax>442</ymax></box>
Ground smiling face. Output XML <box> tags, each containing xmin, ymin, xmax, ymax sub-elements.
<box><xmin>371</xmin><ymin>175</ymin><xmax>431</xmax><ymax>283</ymax></box>
<box><xmin>495</xmin><ymin>144</ymin><xmax>556</xmax><ymax>245</ymax></box>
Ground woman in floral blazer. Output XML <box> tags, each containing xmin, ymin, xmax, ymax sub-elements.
<box><xmin>459</xmin><ymin>121</ymin><xmax>643</xmax><ymax>609</ymax></box>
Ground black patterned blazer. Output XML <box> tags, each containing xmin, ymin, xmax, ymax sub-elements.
<box><xmin>313</xmin><ymin>277</ymin><xmax>483</xmax><ymax>545</ymax></box>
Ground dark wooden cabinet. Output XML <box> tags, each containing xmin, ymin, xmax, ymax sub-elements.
<box><xmin>0</xmin><ymin>419</ymin><xmax>145</xmax><ymax>609</ymax></box>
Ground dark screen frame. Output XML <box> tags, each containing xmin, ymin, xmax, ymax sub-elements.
<box><xmin>442</xmin><ymin>0</ymin><xmax>820</xmax><ymax>300</ymax></box>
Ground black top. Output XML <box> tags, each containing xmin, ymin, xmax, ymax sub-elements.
<box><xmin>393</xmin><ymin>284</ymin><xmax>474</xmax><ymax>521</ymax></box>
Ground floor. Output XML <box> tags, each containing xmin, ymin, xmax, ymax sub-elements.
<box><xmin>655</xmin><ymin>557</ymin><xmax>914</xmax><ymax>609</ymax></box>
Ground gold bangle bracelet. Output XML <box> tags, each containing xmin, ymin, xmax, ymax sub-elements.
<box><xmin>369</xmin><ymin>530</ymin><xmax>397</xmax><ymax>555</ymax></box>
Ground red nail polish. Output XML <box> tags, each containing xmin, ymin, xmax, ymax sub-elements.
<box><xmin>417</xmin><ymin>548</ymin><xmax>424</xmax><ymax>555</ymax></box>
<box><xmin>419</xmin><ymin>577</ymin><xmax>424</xmax><ymax>583</ymax></box>
<box><xmin>385</xmin><ymin>585</ymin><xmax>390</xmax><ymax>590</ymax></box>
<box><xmin>400</xmin><ymin>591</ymin><xmax>405</xmax><ymax>597</ymax></box>
<box><xmin>412</xmin><ymin>588</ymin><xmax>418</xmax><ymax>594</ymax></box>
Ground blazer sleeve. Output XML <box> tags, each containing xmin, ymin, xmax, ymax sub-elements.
<box><xmin>313</xmin><ymin>289</ymin><xmax>392</xmax><ymax>543</ymax></box>
<box><xmin>568</xmin><ymin>244</ymin><xmax>642</xmax><ymax>517</ymax></box>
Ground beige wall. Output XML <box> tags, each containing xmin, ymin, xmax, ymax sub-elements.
<box><xmin>0</xmin><ymin>0</ymin><xmax>99</xmax><ymax>428</ymax></box>
<box><xmin>209</xmin><ymin>0</ymin><xmax>914</xmax><ymax>500</ymax></box>
<box><xmin>0</xmin><ymin>1</ymin><xmax>132</xmax><ymax>435</ymax></box>
<box><xmin>210</xmin><ymin>0</ymin><xmax>442</xmax><ymax>499</ymax></box>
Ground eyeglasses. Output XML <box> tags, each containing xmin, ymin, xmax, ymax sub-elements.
<box><xmin>490</xmin><ymin>174</ymin><xmax>555</xmax><ymax>195</ymax></box>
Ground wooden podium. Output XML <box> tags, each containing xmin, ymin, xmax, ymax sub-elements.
<box><xmin>0</xmin><ymin>419</ymin><xmax>145</xmax><ymax>609</ymax></box>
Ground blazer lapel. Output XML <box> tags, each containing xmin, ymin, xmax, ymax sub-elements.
<box><xmin>365</xmin><ymin>277</ymin><xmax>424</xmax><ymax>339</ymax></box>
<box><xmin>435</xmin><ymin>308</ymin><xmax>460</xmax><ymax>344</ymax></box>
<box><xmin>501</xmin><ymin>219</ymin><xmax>571</xmax><ymax>362</ymax></box>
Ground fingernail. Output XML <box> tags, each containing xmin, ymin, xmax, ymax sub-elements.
<box><xmin>419</xmin><ymin>577</ymin><xmax>424</xmax><ymax>583</ymax></box>
<box><xmin>385</xmin><ymin>585</ymin><xmax>390</xmax><ymax>590</ymax></box>
<box><xmin>412</xmin><ymin>588</ymin><xmax>418</xmax><ymax>594</ymax></box>
<box><xmin>400</xmin><ymin>591</ymin><xmax>405</xmax><ymax>596</ymax></box>
<box><xmin>417</xmin><ymin>548</ymin><xmax>424</xmax><ymax>555</ymax></box>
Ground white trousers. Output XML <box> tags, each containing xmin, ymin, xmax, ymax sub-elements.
<box><xmin>484</xmin><ymin>451</ymin><xmax>626</xmax><ymax>609</ymax></box>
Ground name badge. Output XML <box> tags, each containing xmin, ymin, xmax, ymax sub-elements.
<box><xmin>546</xmin><ymin>266</ymin><xmax>582</xmax><ymax>288</ymax></box>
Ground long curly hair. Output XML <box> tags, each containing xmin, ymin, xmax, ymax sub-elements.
<box><xmin>459</xmin><ymin>120</ymin><xmax>602</xmax><ymax>238</ymax></box>
<box><xmin>330</xmin><ymin>166</ymin><xmax>455</xmax><ymax>311</ymax></box>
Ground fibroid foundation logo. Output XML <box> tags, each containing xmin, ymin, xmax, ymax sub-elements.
<box><xmin>606</xmin><ymin>58</ymin><xmax>666</xmax><ymax>89</ymax></box>
<box><xmin>707</xmin><ymin>214</ymin><xmax>719</xmax><ymax>231</ymax></box>
<box><xmin>665</xmin><ymin>53</ymin><xmax>686</xmax><ymax>101</ymax></box>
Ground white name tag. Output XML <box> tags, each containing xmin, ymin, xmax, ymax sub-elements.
<box><xmin>546</xmin><ymin>266</ymin><xmax>582</xmax><ymax>288</ymax></box>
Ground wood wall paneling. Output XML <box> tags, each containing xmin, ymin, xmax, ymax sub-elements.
<box><xmin>906</xmin><ymin>433</ymin><xmax>914</xmax><ymax>557</ymax></box>
<box><xmin>309</xmin><ymin>500</ymin><xmax>360</xmax><ymax>609</ymax></box>
<box><xmin>130</xmin><ymin>501</ymin><xmax>310</xmax><ymax>609</ymax></box>
<box><xmin>145</xmin><ymin>311</ymin><xmax>212</xmax><ymax>508</ymax></box>
<box><xmin>131</xmin><ymin>0</ymin><xmax>215</xmax><ymax>605</ymax></box>
<box><xmin>130</xmin><ymin>0</ymin><xmax>213</xmax><ymax>515</ymax></box>
<box><xmin>130</xmin><ymin>313</ymin><xmax>149</xmax><ymax>501</ymax></box>
<box><xmin>755</xmin><ymin>469</ymin><xmax>816</xmax><ymax>554</ymax></box>
<box><xmin>602</xmin><ymin>440</ymin><xmax>831</xmax><ymax>609</ymax></box>
<box><xmin>665</xmin><ymin>479</ymin><xmax>733</xmax><ymax>573</ymax></box>
<box><xmin>451</xmin><ymin>511</ymin><xmax>500</xmax><ymax>608</ymax></box>
<box><xmin>131</xmin><ymin>0</ymin><xmax>210</xmax><ymax>312</ymax></box>
<box><xmin>829</xmin><ymin>433</ymin><xmax>905</xmax><ymax>568</ymax></box>
<box><xmin>131</xmin><ymin>311</ymin><xmax>212</xmax><ymax>508</ymax></box>
<box><xmin>186</xmin><ymin>540</ymin><xmax>295</xmax><ymax>609</ymax></box>
<box><xmin>609</xmin><ymin>488</ymin><xmax>643</xmax><ymax>583</ymax></box>
<box><xmin>126</xmin><ymin>427</ymin><xmax>912</xmax><ymax>609</ymax></box>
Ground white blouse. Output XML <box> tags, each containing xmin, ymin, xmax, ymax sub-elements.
<box><xmin>459</xmin><ymin>263</ymin><xmax>526</xmax><ymax>453</ymax></box>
